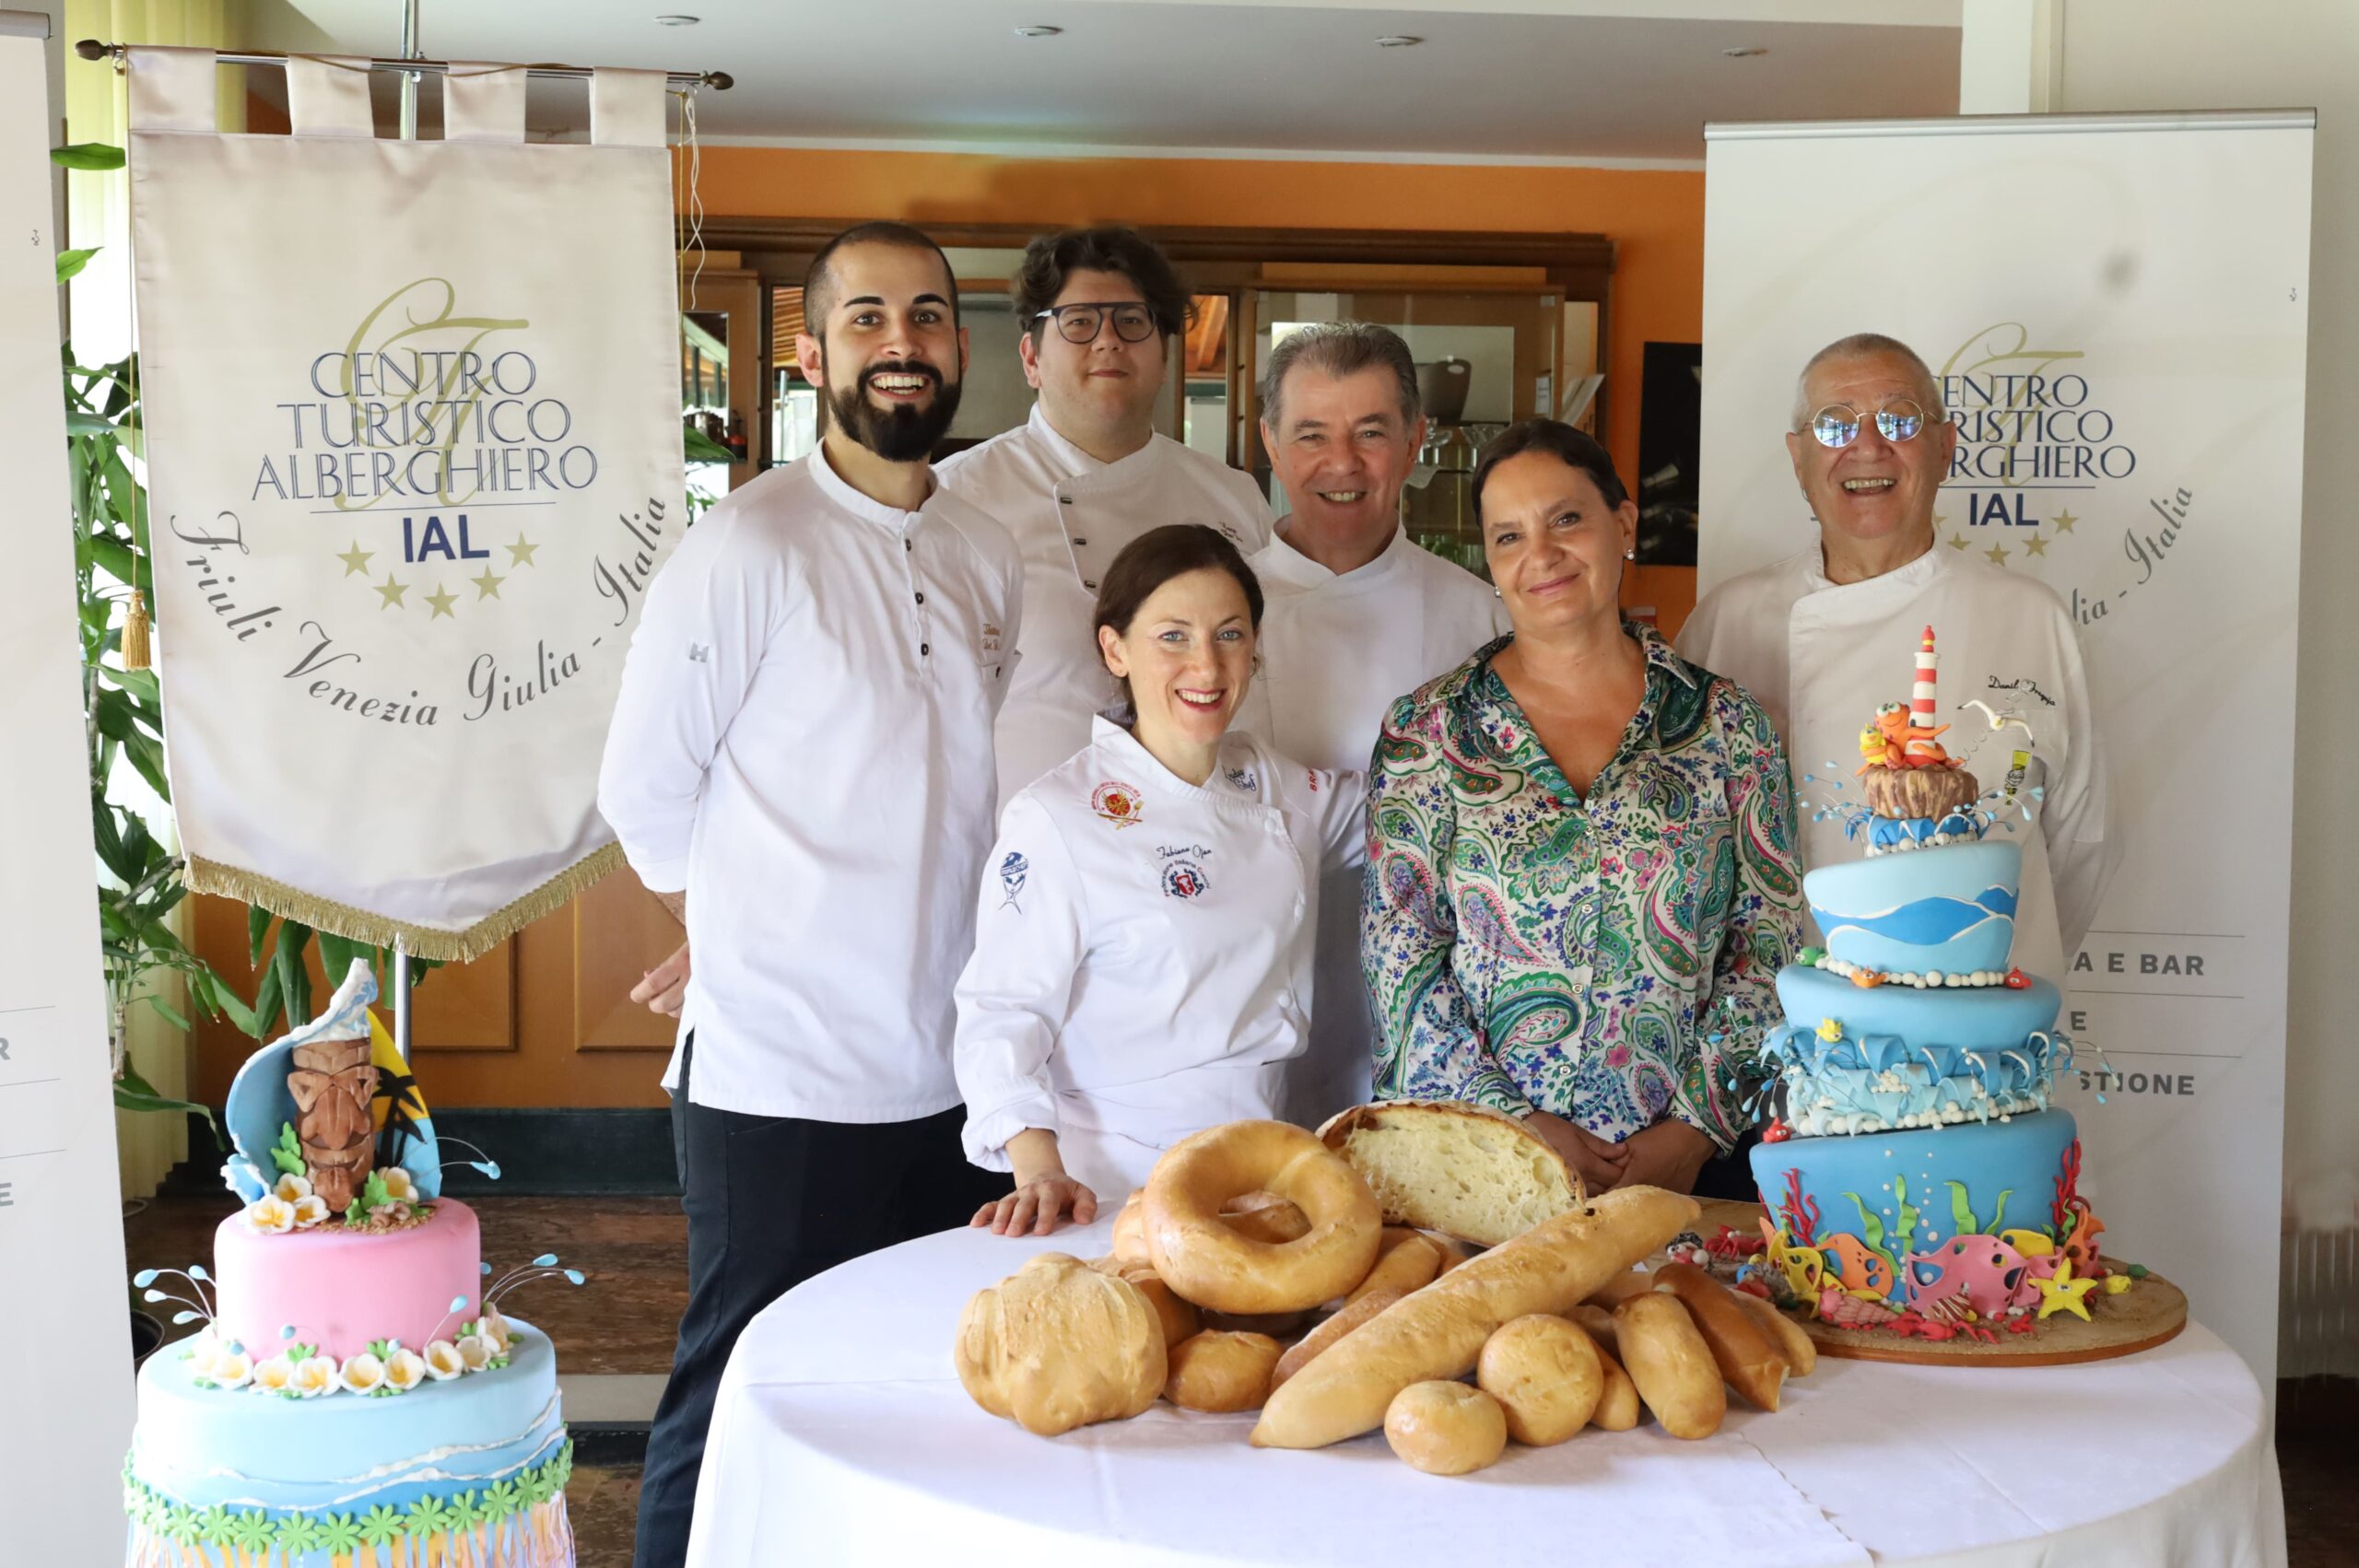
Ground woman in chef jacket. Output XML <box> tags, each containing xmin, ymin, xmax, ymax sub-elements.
<box><xmin>958</xmin><ymin>523</ymin><xmax>1367</xmax><ymax>1236</ymax></box>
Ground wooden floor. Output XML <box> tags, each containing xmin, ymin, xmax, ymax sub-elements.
<box><xmin>125</xmin><ymin>1192</ymin><xmax>2358</xmax><ymax>1568</ymax></box>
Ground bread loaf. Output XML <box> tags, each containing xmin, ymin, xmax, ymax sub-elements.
<box><xmin>1250</xmin><ymin>1185</ymin><xmax>1697</xmax><ymax>1449</ymax></box>
<box><xmin>1086</xmin><ymin>1257</ymin><xmax>1201</xmax><ymax>1353</ymax></box>
<box><xmin>1476</xmin><ymin>1315</ymin><xmax>1602</xmax><ymax>1445</ymax></box>
<box><xmin>1590</xmin><ymin>1344</ymin><xmax>1640</xmax><ymax>1431</ymax></box>
<box><xmin>1272</xmin><ymin>1289</ymin><xmax>1403</xmax><ymax>1388</ymax></box>
<box><xmin>1384</xmin><ymin>1382</ymin><xmax>1508</xmax><ymax>1476</ymax></box>
<box><xmin>1614</xmin><ymin>1293</ymin><xmax>1723</xmax><ymax>1439</ymax></box>
<box><xmin>1164</xmin><ymin>1330</ymin><xmax>1283</xmax><ymax>1412</ymax></box>
<box><xmin>1585</xmin><ymin>1267</ymin><xmax>1656</xmax><ymax>1308</ymax></box>
<box><xmin>1111</xmin><ymin>1190</ymin><xmax>1151</xmax><ymax>1266</ymax></box>
<box><xmin>1728</xmin><ymin>1286</ymin><xmax>1817</xmax><ymax>1376</ymax></box>
<box><xmin>1346</xmin><ymin>1231</ymin><xmax>1443</xmax><ymax>1305</ymax></box>
<box><xmin>1652</xmin><ymin>1262</ymin><xmax>1787</xmax><ymax>1411</ymax></box>
<box><xmin>1567</xmin><ymin>1303</ymin><xmax>1618</xmax><ymax>1356</ymax></box>
<box><xmin>956</xmin><ymin>1253</ymin><xmax>1165</xmax><ymax>1436</ymax></box>
<box><xmin>1316</xmin><ymin>1101</ymin><xmax>1577</xmax><ymax>1246</ymax></box>
<box><xmin>1221</xmin><ymin>1190</ymin><xmax>1312</xmax><ymax>1245</ymax></box>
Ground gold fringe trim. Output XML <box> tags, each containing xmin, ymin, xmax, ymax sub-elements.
<box><xmin>183</xmin><ymin>843</ymin><xmax>628</xmax><ymax>963</ymax></box>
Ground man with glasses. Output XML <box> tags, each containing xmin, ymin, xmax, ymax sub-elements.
<box><xmin>938</xmin><ymin>225</ymin><xmax>1273</xmax><ymax>801</ymax></box>
<box><xmin>1679</xmin><ymin>332</ymin><xmax>2113</xmax><ymax>994</ymax></box>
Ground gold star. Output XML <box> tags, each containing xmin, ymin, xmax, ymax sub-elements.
<box><xmin>470</xmin><ymin>567</ymin><xmax>506</xmax><ymax>600</ymax></box>
<box><xmin>1948</xmin><ymin>533</ymin><xmax>1970</xmax><ymax>552</ymax></box>
<box><xmin>1933</xmin><ymin>509</ymin><xmax>1950</xmax><ymax>529</ymax></box>
<box><xmin>2034</xmin><ymin>1257</ymin><xmax>2100</xmax><ymax>1321</ymax></box>
<box><xmin>374</xmin><ymin>573</ymin><xmax>408</xmax><ymax>609</ymax></box>
<box><xmin>1985</xmin><ymin>542</ymin><xmax>2010</xmax><ymax>566</ymax></box>
<box><xmin>426</xmin><ymin>585</ymin><xmax>459</xmax><ymax>619</ymax></box>
<box><xmin>2051</xmin><ymin>508</ymin><xmax>2079</xmax><ymax>534</ymax></box>
<box><xmin>505</xmin><ymin>533</ymin><xmax>540</xmax><ymax>567</ymax></box>
<box><xmin>338</xmin><ymin>541</ymin><xmax>374</xmax><ymax>577</ymax></box>
<box><xmin>2023</xmin><ymin>534</ymin><xmax>2048</xmax><ymax>557</ymax></box>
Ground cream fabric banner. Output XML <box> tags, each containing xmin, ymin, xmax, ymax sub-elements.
<box><xmin>1697</xmin><ymin>111</ymin><xmax>2313</xmax><ymax>1380</ymax></box>
<box><xmin>127</xmin><ymin>50</ymin><xmax>684</xmax><ymax>958</ymax></box>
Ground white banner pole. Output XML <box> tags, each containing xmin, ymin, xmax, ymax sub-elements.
<box><xmin>0</xmin><ymin>9</ymin><xmax>138</xmax><ymax>1554</ymax></box>
<box><xmin>1697</xmin><ymin>110</ymin><xmax>2313</xmax><ymax>1381</ymax></box>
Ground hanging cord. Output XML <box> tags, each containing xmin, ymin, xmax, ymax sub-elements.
<box><xmin>675</xmin><ymin>84</ymin><xmax>706</xmax><ymax>314</ymax></box>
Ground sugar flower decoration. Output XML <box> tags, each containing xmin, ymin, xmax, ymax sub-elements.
<box><xmin>383</xmin><ymin>1348</ymin><xmax>427</xmax><ymax>1393</ymax></box>
<box><xmin>291</xmin><ymin>1195</ymin><xmax>331</xmax><ymax>1230</ymax></box>
<box><xmin>292</xmin><ymin>1355</ymin><xmax>338</xmax><ymax>1398</ymax></box>
<box><xmin>379</xmin><ymin>1166</ymin><xmax>418</xmax><ymax>1204</ymax></box>
<box><xmin>424</xmin><ymin>1340</ymin><xmax>465</xmax><ymax>1381</ymax></box>
<box><xmin>244</xmin><ymin>1195</ymin><xmax>297</xmax><ymax>1235</ymax></box>
<box><xmin>251</xmin><ymin>1355</ymin><xmax>297</xmax><ymax>1396</ymax></box>
<box><xmin>272</xmin><ymin>1173</ymin><xmax>314</xmax><ymax>1204</ymax></box>
<box><xmin>455</xmin><ymin>1334</ymin><xmax>491</xmax><ymax>1373</ymax></box>
<box><xmin>338</xmin><ymin>1352</ymin><xmax>386</xmax><ymax>1396</ymax></box>
<box><xmin>209</xmin><ymin>1351</ymin><xmax>253</xmax><ymax>1391</ymax></box>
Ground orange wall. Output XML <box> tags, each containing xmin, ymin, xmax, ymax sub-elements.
<box><xmin>689</xmin><ymin>146</ymin><xmax>1703</xmax><ymax>630</ymax></box>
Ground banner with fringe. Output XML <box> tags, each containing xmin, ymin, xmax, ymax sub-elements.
<box><xmin>127</xmin><ymin>48</ymin><xmax>682</xmax><ymax>950</ymax></box>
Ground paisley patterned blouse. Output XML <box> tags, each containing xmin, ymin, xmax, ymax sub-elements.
<box><xmin>1361</xmin><ymin>626</ymin><xmax>1803</xmax><ymax>1151</ymax></box>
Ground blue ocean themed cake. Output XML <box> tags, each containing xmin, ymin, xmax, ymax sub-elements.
<box><xmin>123</xmin><ymin>959</ymin><xmax>584</xmax><ymax>1565</ymax></box>
<box><xmin>1748</xmin><ymin>628</ymin><xmax>2121</xmax><ymax>1340</ymax></box>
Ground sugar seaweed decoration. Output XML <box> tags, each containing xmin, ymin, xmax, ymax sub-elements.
<box><xmin>484</xmin><ymin>1252</ymin><xmax>590</xmax><ymax>1314</ymax></box>
<box><xmin>134</xmin><ymin>1264</ymin><xmax>215</xmax><ymax>1328</ymax></box>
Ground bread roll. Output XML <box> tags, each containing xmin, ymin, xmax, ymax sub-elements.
<box><xmin>1590</xmin><ymin>1344</ymin><xmax>1640</xmax><ymax>1431</ymax></box>
<box><xmin>1346</xmin><ymin>1231</ymin><xmax>1443</xmax><ymax>1305</ymax></box>
<box><xmin>1585</xmin><ymin>1267</ymin><xmax>1656</xmax><ymax>1308</ymax></box>
<box><xmin>1651</xmin><ymin>1262</ymin><xmax>1787</xmax><ymax>1411</ymax></box>
<box><xmin>956</xmin><ymin>1253</ymin><xmax>1165</xmax><ymax>1436</ymax></box>
<box><xmin>1164</xmin><ymin>1330</ymin><xmax>1283</xmax><ymax>1412</ymax></box>
<box><xmin>1112</xmin><ymin>1189</ymin><xmax>1151</xmax><ymax>1266</ymax></box>
<box><xmin>1728</xmin><ymin>1287</ymin><xmax>1817</xmax><ymax>1376</ymax></box>
<box><xmin>1476</xmin><ymin>1315</ymin><xmax>1602</xmax><ymax>1445</ymax></box>
<box><xmin>1427</xmin><ymin>1232</ymin><xmax>1473</xmax><ymax>1275</ymax></box>
<box><xmin>1567</xmin><ymin>1303</ymin><xmax>1618</xmax><ymax>1356</ymax></box>
<box><xmin>1087</xmin><ymin>1258</ymin><xmax>1201</xmax><ymax>1353</ymax></box>
<box><xmin>1144</xmin><ymin>1120</ymin><xmax>1382</xmax><ymax>1315</ymax></box>
<box><xmin>1613</xmin><ymin>1293</ymin><xmax>1724</xmax><ymax>1439</ymax></box>
<box><xmin>1384</xmin><ymin>1381</ymin><xmax>1508</xmax><ymax>1476</ymax></box>
<box><xmin>1317</xmin><ymin>1101</ymin><xmax>1576</xmax><ymax>1246</ymax></box>
<box><xmin>1251</xmin><ymin>1185</ymin><xmax>1697</xmax><ymax>1449</ymax></box>
<box><xmin>1221</xmin><ymin>1190</ymin><xmax>1312</xmax><ymax>1245</ymax></box>
<box><xmin>1273</xmin><ymin>1289</ymin><xmax>1403</xmax><ymax>1388</ymax></box>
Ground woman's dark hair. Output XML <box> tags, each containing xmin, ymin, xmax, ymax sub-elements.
<box><xmin>1471</xmin><ymin>418</ymin><xmax>1631</xmax><ymax>520</ymax></box>
<box><xmin>1015</xmin><ymin>226</ymin><xmax>1192</xmax><ymax>345</ymax></box>
<box><xmin>1093</xmin><ymin>524</ymin><xmax>1264</xmax><ymax>720</ymax></box>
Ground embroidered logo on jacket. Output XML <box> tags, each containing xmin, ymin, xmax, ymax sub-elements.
<box><xmin>1224</xmin><ymin>766</ymin><xmax>1259</xmax><ymax>796</ymax></box>
<box><xmin>998</xmin><ymin>850</ymin><xmax>1028</xmax><ymax>911</ymax></box>
<box><xmin>1092</xmin><ymin>780</ymin><xmax>1144</xmax><ymax>829</ymax></box>
<box><xmin>1306</xmin><ymin>768</ymin><xmax>1322</xmax><ymax>791</ymax></box>
<box><xmin>981</xmin><ymin>622</ymin><xmax>1003</xmax><ymax>655</ymax></box>
<box><xmin>1161</xmin><ymin>859</ymin><xmax>1210</xmax><ymax>900</ymax></box>
<box><xmin>687</xmin><ymin>642</ymin><xmax>710</xmax><ymax>663</ymax></box>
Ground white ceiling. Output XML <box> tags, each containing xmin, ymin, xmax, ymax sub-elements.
<box><xmin>251</xmin><ymin>0</ymin><xmax>1961</xmax><ymax>161</ymax></box>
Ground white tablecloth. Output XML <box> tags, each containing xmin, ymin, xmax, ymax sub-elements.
<box><xmin>683</xmin><ymin>1220</ymin><xmax>2286</xmax><ymax>1568</ymax></box>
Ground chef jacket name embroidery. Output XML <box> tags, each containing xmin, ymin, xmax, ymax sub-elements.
<box><xmin>1223</xmin><ymin>766</ymin><xmax>1259</xmax><ymax>796</ymax></box>
<box><xmin>998</xmin><ymin>850</ymin><xmax>1028</xmax><ymax>911</ymax></box>
<box><xmin>1092</xmin><ymin>780</ymin><xmax>1144</xmax><ymax>829</ymax></box>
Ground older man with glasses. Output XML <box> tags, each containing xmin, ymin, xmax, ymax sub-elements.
<box><xmin>1679</xmin><ymin>332</ymin><xmax>2115</xmax><ymax>996</ymax></box>
<box><xmin>938</xmin><ymin>225</ymin><xmax>1273</xmax><ymax>802</ymax></box>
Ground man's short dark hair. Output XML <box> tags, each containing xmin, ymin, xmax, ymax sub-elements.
<box><xmin>803</xmin><ymin>221</ymin><xmax>960</xmax><ymax>333</ymax></box>
<box><xmin>1261</xmin><ymin>322</ymin><xmax>1421</xmax><ymax>430</ymax></box>
<box><xmin>1013</xmin><ymin>226</ymin><xmax>1191</xmax><ymax>345</ymax></box>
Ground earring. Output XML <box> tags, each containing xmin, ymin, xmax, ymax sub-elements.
<box><xmin>1625</xmin><ymin>548</ymin><xmax>1636</xmax><ymax>560</ymax></box>
<box><xmin>1492</xmin><ymin>585</ymin><xmax>1502</xmax><ymax>598</ymax></box>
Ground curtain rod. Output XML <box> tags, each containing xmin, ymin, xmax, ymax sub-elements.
<box><xmin>74</xmin><ymin>39</ymin><xmax>732</xmax><ymax>92</ymax></box>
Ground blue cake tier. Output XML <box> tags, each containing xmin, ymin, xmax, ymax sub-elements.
<box><xmin>123</xmin><ymin>1316</ymin><xmax>572</xmax><ymax>1565</ymax></box>
<box><xmin>1751</xmin><ymin>1109</ymin><xmax>2083</xmax><ymax>1314</ymax></box>
<box><xmin>1807</xmin><ymin>838</ymin><xmax>2023</xmax><ymax>977</ymax></box>
<box><xmin>1759</xmin><ymin>964</ymin><xmax>2068</xmax><ymax>1135</ymax></box>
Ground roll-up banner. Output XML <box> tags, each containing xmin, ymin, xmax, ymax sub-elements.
<box><xmin>125</xmin><ymin>49</ymin><xmax>685</xmax><ymax>959</ymax></box>
<box><xmin>1698</xmin><ymin>111</ymin><xmax>2314</xmax><ymax>1379</ymax></box>
<box><xmin>0</xmin><ymin>11</ymin><xmax>137</xmax><ymax>1555</ymax></box>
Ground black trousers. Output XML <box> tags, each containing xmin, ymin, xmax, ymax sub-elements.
<box><xmin>1693</xmin><ymin>1123</ymin><xmax>1766</xmax><ymax>1203</ymax></box>
<box><xmin>633</xmin><ymin>1039</ymin><xmax>1005</xmax><ymax>1568</ymax></box>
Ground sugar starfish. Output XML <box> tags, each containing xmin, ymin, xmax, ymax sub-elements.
<box><xmin>2034</xmin><ymin>1256</ymin><xmax>2100</xmax><ymax>1321</ymax></box>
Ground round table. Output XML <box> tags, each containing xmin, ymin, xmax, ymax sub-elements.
<box><xmin>681</xmin><ymin>1219</ymin><xmax>2286</xmax><ymax>1568</ymax></box>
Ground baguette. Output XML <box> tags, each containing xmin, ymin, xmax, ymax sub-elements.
<box><xmin>1728</xmin><ymin>1287</ymin><xmax>1817</xmax><ymax>1376</ymax></box>
<box><xmin>1346</xmin><ymin>1231</ymin><xmax>1443</xmax><ymax>1305</ymax></box>
<box><xmin>1651</xmin><ymin>1262</ymin><xmax>1787</xmax><ymax>1412</ymax></box>
<box><xmin>1590</xmin><ymin>1343</ymin><xmax>1640</xmax><ymax>1431</ymax></box>
<box><xmin>1272</xmin><ymin>1289</ymin><xmax>1403</xmax><ymax>1388</ymax></box>
<box><xmin>1250</xmin><ymin>1185</ymin><xmax>1696</xmax><ymax>1449</ymax></box>
<box><xmin>1614</xmin><ymin>1293</ymin><xmax>1724</xmax><ymax>1439</ymax></box>
<box><xmin>1585</xmin><ymin>1267</ymin><xmax>1656</xmax><ymax>1309</ymax></box>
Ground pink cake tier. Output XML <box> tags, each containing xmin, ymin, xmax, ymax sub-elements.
<box><xmin>210</xmin><ymin>1198</ymin><xmax>483</xmax><ymax>1361</ymax></box>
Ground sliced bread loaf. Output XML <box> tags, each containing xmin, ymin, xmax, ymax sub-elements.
<box><xmin>1315</xmin><ymin>1101</ymin><xmax>1577</xmax><ymax>1246</ymax></box>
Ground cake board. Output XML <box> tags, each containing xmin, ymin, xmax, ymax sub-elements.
<box><xmin>1677</xmin><ymin>1198</ymin><xmax>2189</xmax><ymax>1368</ymax></box>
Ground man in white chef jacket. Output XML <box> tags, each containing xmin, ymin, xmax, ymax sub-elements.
<box><xmin>597</xmin><ymin>221</ymin><xmax>1021</xmax><ymax>1568</ymax></box>
<box><xmin>1236</xmin><ymin>322</ymin><xmax>1508</xmax><ymax>1126</ymax></box>
<box><xmin>1679</xmin><ymin>331</ymin><xmax>2115</xmax><ymax>989</ymax></box>
<box><xmin>936</xmin><ymin>225</ymin><xmax>1274</xmax><ymax>802</ymax></box>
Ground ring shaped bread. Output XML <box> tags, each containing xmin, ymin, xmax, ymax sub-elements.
<box><xmin>1144</xmin><ymin>1120</ymin><xmax>1383</xmax><ymax>1315</ymax></box>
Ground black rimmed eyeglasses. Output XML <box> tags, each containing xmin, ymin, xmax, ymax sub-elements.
<box><xmin>1035</xmin><ymin>301</ymin><xmax>1160</xmax><ymax>345</ymax></box>
<box><xmin>1806</xmin><ymin>398</ymin><xmax>1933</xmax><ymax>449</ymax></box>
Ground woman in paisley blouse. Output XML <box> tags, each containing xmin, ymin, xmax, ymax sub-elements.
<box><xmin>1361</xmin><ymin>420</ymin><xmax>1803</xmax><ymax>1195</ymax></box>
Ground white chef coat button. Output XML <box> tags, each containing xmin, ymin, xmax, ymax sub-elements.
<box><xmin>920</xmin><ymin>642</ymin><xmax>931</xmax><ymax>656</ymax></box>
<box><xmin>914</xmin><ymin>591</ymin><xmax>926</xmax><ymax>604</ymax></box>
<box><xmin>904</xmin><ymin>539</ymin><xmax>913</xmax><ymax>552</ymax></box>
<box><xmin>1084</xmin><ymin>579</ymin><xmax>1097</xmax><ymax>590</ymax></box>
<box><xmin>1058</xmin><ymin>495</ymin><xmax>1074</xmax><ymax>505</ymax></box>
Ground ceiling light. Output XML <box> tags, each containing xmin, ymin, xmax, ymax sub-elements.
<box><xmin>1721</xmin><ymin>45</ymin><xmax>1768</xmax><ymax>58</ymax></box>
<box><xmin>1375</xmin><ymin>34</ymin><xmax>1424</xmax><ymax>48</ymax></box>
<box><xmin>1014</xmin><ymin>25</ymin><xmax>1063</xmax><ymax>39</ymax></box>
<box><xmin>655</xmin><ymin>14</ymin><xmax>699</xmax><ymax>24</ymax></box>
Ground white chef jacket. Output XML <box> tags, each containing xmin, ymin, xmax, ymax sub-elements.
<box><xmin>597</xmin><ymin>447</ymin><xmax>1023</xmax><ymax>1120</ymax></box>
<box><xmin>1677</xmin><ymin>544</ymin><xmax>2113</xmax><ymax>982</ymax></box>
<box><xmin>1235</xmin><ymin>523</ymin><xmax>1510</xmax><ymax>1126</ymax></box>
<box><xmin>953</xmin><ymin>718</ymin><xmax>1367</xmax><ymax>1199</ymax></box>
<box><xmin>936</xmin><ymin>404</ymin><xmax>1274</xmax><ymax>803</ymax></box>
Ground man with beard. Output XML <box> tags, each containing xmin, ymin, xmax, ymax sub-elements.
<box><xmin>1234</xmin><ymin>322</ymin><xmax>1508</xmax><ymax>1124</ymax></box>
<box><xmin>598</xmin><ymin>221</ymin><xmax>1022</xmax><ymax>1568</ymax></box>
<box><xmin>937</xmin><ymin>225</ymin><xmax>1274</xmax><ymax>802</ymax></box>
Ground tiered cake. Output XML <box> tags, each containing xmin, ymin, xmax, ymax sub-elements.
<box><xmin>1748</xmin><ymin>629</ymin><xmax>2115</xmax><ymax>1336</ymax></box>
<box><xmin>123</xmin><ymin>961</ymin><xmax>576</xmax><ymax>1565</ymax></box>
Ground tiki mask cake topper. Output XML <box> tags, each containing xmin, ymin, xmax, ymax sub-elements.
<box><xmin>288</xmin><ymin>1036</ymin><xmax>378</xmax><ymax>1211</ymax></box>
